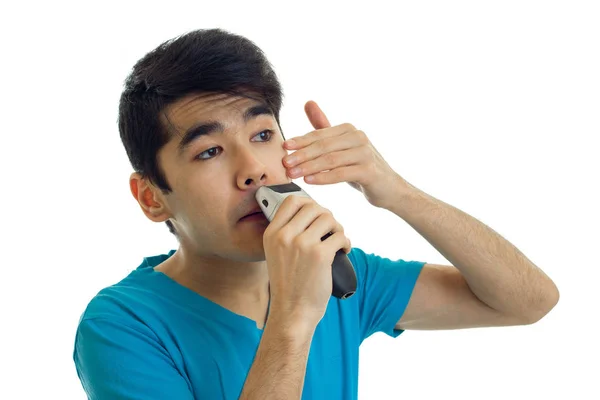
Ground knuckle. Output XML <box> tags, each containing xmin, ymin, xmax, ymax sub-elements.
<box><xmin>283</xmin><ymin>195</ymin><xmax>297</xmax><ymax>205</ymax></box>
<box><xmin>339</xmin><ymin>233</ymin><xmax>349</xmax><ymax>247</ymax></box>
<box><xmin>285</xmin><ymin>195</ymin><xmax>304</xmax><ymax>208</ymax></box>
<box><xmin>308</xmin><ymin>201</ymin><xmax>322</xmax><ymax>212</ymax></box>
<box><xmin>317</xmin><ymin>139</ymin><xmax>328</xmax><ymax>152</ymax></box>
<box><xmin>356</xmin><ymin>130</ymin><xmax>369</xmax><ymax>144</ymax></box>
<box><xmin>276</xmin><ymin>229</ymin><xmax>293</xmax><ymax>246</ymax></box>
<box><xmin>294</xmin><ymin>235</ymin><xmax>311</xmax><ymax>250</ymax></box>
<box><xmin>361</xmin><ymin>145</ymin><xmax>371</xmax><ymax>157</ymax></box>
<box><xmin>263</xmin><ymin>225</ymin><xmax>274</xmax><ymax>238</ymax></box>
<box><xmin>314</xmin><ymin>202</ymin><xmax>324</xmax><ymax>212</ymax></box>
<box><xmin>321</xmin><ymin>207</ymin><xmax>333</xmax><ymax>218</ymax></box>
<box><xmin>323</xmin><ymin>152</ymin><xmax>336</xmax><ymax>165</ymax></box>
<box><xmin>342</xmin><ymin>122</ymin><xmax>356</xmax><ymax>131</ymax></box>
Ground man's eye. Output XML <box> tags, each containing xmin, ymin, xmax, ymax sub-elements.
<box><xmin>195</xmin><ymin>147</ymin><xmax>221</xmax><ymax>160</ymax></box>
<box><xmin>252</xmin><ymin>129</ymin><xmax>274</xmax><ymax>142</ymax></box>
<box><xmin>194</xmin><ymin>130</ymin><xmax>274</xmax><ymax>161</ymax></box>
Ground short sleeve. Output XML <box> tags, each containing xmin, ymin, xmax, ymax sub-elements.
<box><xmin>74</xmin><ymin>317</ymin><xmax>194</xmax><ymax>400</ymax></box>
<box><xmin>349</xmin><ymin>247</ymin><xmax>426</xmax><ymax>342</ymax></box>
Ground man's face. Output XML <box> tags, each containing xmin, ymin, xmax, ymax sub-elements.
<box><xmin>156</xmin><ymin>92</ymin><xmax>290</xmax><ymax>262</ymax></box>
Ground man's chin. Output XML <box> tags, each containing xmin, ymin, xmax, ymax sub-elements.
<box><xmin>227</xmin><ymin>236</ymin><xmax>267</xmax><ymax>263</ymax></box>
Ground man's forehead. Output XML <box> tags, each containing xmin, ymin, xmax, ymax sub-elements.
<box><xmin>164</xmin><ymin>92</ymin><xmax>263</xmax><ymax>123</ymax></box>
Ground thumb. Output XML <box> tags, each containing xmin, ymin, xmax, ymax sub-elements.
<box><xmin>305</xmin><ymin>100</ymin><xmax>331</xmax><ymax>130</ymax></box>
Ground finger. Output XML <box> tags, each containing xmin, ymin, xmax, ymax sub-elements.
<box><xmin>286</xmin><ymin>143</ymin><xmax>365</xmax><ymax>178</ymax></box>
<box><xmin>344</xmin><ymin>238</ymin><xmax>352</xmax><ymax>254</ymax></box>
<box><xmin>301</xmin><ymin>211</ymin><xmax>344</xmax><ymax>246</ymax></box>
<box><xmin>266</xmin><ymin>195</ymin><xmax>313</xmax><ymax>232</ymax></box>
<box><xmin>304</xmin><ymin>165</ymin><xmax>365</xmax><ymax>185</ymax></box>
<box><xmin>283</xmin><ymin>123</ymin><xmax>350</xmax><ymax>151</ymax></box>
<box><xmin>321</xmin><ymin>231</ymin><xmax>351</xmax><ymax>259</ymax></box>
<box><xmin>284</xmin><ymin>130</ymin><xmax>361</xmax><ymax>168</ymax></box>
<box><xmin>283</xmin><ymin>202</ymin><xmax>328</xmax><ymax>241</ymax></box>
<box><xmin>305</xmin><ymin>100</ymin><xmax>331</xmax><ymax>130</ymax></box>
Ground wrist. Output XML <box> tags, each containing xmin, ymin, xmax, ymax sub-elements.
<box><xmin>376</xmin><ymin>175</ymin><xmax>417</xmax><ymax>211</ymax></box>
<box><xmin>266</xmin><ymin>308</ymin><xmax>318</xmax><ymax>344</ymax></box>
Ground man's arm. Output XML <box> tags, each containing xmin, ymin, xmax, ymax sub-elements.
<box><xmin>240</xmin><ymin>313</ymin><xmax>315</xmax><ymax>399</ymax></box>
<box><xmin>277</xmin><ymin>104</ymin><xmax>558</xmax><ymax>330</ymax></box>
<box><xmin>74</xmin><ymin>318</ymin><xmax>195</xmax><ymax>399</ymax></box>
<box><xmin>383</xmin><ymin>180</ymin><xmax>559</xmax><ymax>330</ymax></box>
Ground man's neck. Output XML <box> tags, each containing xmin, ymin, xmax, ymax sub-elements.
<box><xmin>154</xmin><ymin>246</ymin><xmax>271</xmax><ymax>327</ymax></box>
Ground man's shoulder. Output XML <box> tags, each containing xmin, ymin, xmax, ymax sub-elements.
<box><xmin>77</xmin><ymin>271</ymin><xmax>146</xmax><ymax>323</ymax></box>
<box><xmin>77</xmin><ymin>251</ymin><xmax>173</xmax><ymax>325</ymax></box>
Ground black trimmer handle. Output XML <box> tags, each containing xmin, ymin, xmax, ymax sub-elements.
<box><xmin>331</xmin><ymin>249</ymin><xmax>357</xmax><ymax>299</ymax></box>
<box><xmin>321</xmin><ymin>231</ymin><xmax>357</xmax><ymax>299</ymax></box>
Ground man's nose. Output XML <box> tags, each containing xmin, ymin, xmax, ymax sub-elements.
<box><xmin>236</xmin><ymin>147</ymin><xmax>268</xmax><ymax>189</ymax></box>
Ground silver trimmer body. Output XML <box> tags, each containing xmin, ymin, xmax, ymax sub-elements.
<box><xmin>255</xmin><ymin>183</ymin><xmax>357</xmax><ymax>300</ymax></box>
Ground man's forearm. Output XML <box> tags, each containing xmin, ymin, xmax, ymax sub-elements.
<box><xmin>385</xmin><ymin>178</ymin><xmax>559</xmax><ymax>322</ymax></box>
<box><xmin>239</xmin><ymin>316</ymin><xmax>314</xmax><ymax>399</ymax></box>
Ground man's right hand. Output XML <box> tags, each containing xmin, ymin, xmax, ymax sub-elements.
<box><xmin>262</xmin><ymin>195</ymin><xmax>352</xmax><ymax>332</ymax></box>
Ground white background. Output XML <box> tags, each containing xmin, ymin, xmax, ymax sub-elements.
<box><xmin>1</xmin><ymin>0</ymin><xmax>598</xmax><ymax>399</ymax></box>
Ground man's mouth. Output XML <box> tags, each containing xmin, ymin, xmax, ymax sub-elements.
<box><xmin>239</xmin><ymin>210</ymin><xmax>267</xmax><ymax>222</ymax></box>
<box><xmin>243</xmin><ymin>211</ymin><xmax>261</xmax><ymax>218</ymax></box>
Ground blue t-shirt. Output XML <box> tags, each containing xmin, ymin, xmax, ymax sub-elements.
<box><xmin>73</xmin><ymin>247</ymin><xmax>425</xmax><ymax>399</ymax></box>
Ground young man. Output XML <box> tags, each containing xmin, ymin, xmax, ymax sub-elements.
<box><xmin>73</xmin><ymin>28</ymin><xmax>559</xmax><ymax>399</ymax></box>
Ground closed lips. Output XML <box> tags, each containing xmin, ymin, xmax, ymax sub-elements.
<box><xmin>240</xmin><ymin>209</ymin><xmax>263</xmax><ymax>220</ymax></box>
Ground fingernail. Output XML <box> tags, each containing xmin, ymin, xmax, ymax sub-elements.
<box><xmin>289</xmin><ymin>167</ymin><xmax>301</xmax><ymax>176</ymax></box>
<box><xmin>285</xmin><ymin>139</ymin><xmax>296</xmax><ymax>147</ymax></box>
<box><xmin>285</xmin><ymin>155</ymin><xmax>297</xmax><ymax>165</ymax></box>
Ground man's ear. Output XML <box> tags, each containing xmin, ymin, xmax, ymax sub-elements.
<box><xmin>129</xmin><ymin>172</ymin><xmax>172</xmax><ymax>223</ymax></box>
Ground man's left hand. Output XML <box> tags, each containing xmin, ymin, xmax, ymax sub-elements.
<box><xmin>282</xmin><ymin>101</ymin><xmax>406</xmax><ymax>209</ymax></box>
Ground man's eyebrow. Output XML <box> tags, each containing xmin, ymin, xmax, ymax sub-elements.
<box><xmin>176</xmin><ymin>103</ymin><xmax>275</xmax><ymax>155</ymax></box>
<box><xmin>243</xmin><ymin>103</ymin><xmax>274</xmax><ymax>122</ymax></box>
